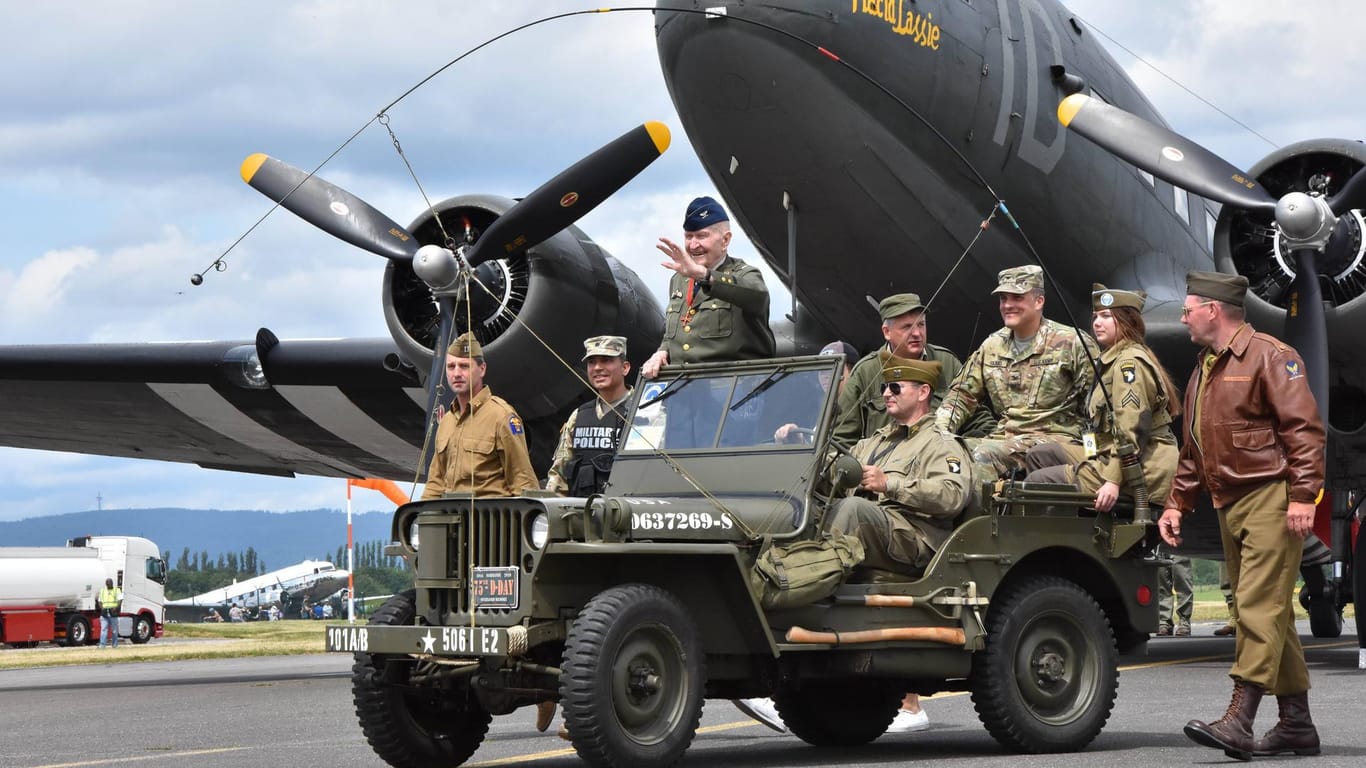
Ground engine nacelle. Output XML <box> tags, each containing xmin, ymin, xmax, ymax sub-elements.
<box><xmin>1215</xmin><ymin>139</ymin><xmax>1366</xmax><ymax>435</ymax></box>
<box><xmin>381</xmin><ymin>194</ymin><xmax>664</xmax><ymax>428</ymax></box>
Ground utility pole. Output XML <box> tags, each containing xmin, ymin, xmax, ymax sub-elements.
<box><xmin>96</xmin><ymin>493</ymin><xmax>103</xmax><ymax>511</ymax></box>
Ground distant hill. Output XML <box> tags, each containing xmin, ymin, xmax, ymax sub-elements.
<box><xmin>0</xmin><ymin>508</ymin><xmax>395</xmax><ymax>571</ymax></box>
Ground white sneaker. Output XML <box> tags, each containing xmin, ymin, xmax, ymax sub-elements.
<box><xmin>885</xmin><ymin>707</ymin><xmax>930</xmax><ymax>733</ymax></box>
<box><xmin>733</xmin><ymin>697</ymin><xmax>786</xmax><ymax>733</ymax></box>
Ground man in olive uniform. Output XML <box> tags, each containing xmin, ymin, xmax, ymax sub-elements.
<box><xmin>545</xmin><ymin>335</ymin><xmax>633</xmax><ymax>496</ymax></box>
<box><xmin>833</xmin><ymin>292</ymin><xmax>992</xmax><ymax>445</ymax></box>
<box><xmin>640</xmin><ymin>196</ymin><xmax>774</xmax><ymax>378</ymax></box>
<box><xmin>421</xmin><ymin>332</ymin><xmax>537</xmax><ymax>500</ymax></box>
<box><xmin>828</xmin><ymin>357</ymin><xmax>974</xmax><ymax>576</ymax></box>
<box><xmin>935</xmin><ymin>265</ymin><xmax>1098</xmax><ymax>477</ymax></box>
<box><xmin>1160</xmin><ymin>272</ymin><xmax>1325</xmax><ymax>760</ymax></box>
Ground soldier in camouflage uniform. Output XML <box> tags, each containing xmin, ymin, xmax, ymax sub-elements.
<box><xmin>828</xmin><ymin>356</ymin><xmax>974</xmax><ymax>575</ymax></box>
<box><xmin>545</xmin><ymin>336</ymin><xmax>634</xmax><ymax>496</ymax></box>
<box><xmin>641</xmin><ymin>196</ymin><xmax>775</xmax><ymax>378</ymax></box>
<box><xmin>935</xmin><ymin>265</ymin><xmax>1099</xmax><ymax>477</ymax></box>
<box><xmin>833</xmin><ymin>293</ymin><xmax>993</xmax><ymax>445</ymax></box>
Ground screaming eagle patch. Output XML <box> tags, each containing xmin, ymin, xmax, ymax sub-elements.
<box><xmin>1120</xmin><ymin>363</ymin><xmax>1137</xmax><ymax>384</ymax></box>
<box><xmin>946</xmin><ymin>457</ymin><xmax>962</xmax><ymax>474</ymax></box>
<box><xmin>1285</xmin><ymin>360</ymin><xmax>1304</xmax><ymax>380</ymax></box>
<box><xmin>508</xmin><ymin>414</ymin><xmax>524</xmax><ymax>435</ymax></box>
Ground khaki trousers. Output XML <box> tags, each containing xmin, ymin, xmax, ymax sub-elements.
<box><xmin>827</xmin><ymin>497</ymin><xmax>932</xmax><ymax>575</ymax></box>
<box><xmin>1220</xmin><ymin>480</ymin><xmax>1309</xmax><ymax>694</ymax></box>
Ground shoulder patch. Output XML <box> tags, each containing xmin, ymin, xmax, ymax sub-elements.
<box><xmin>946</xmin><ymin>457</ymin><xmax>963</xmax><ymax>474</ymax></box>
<box><xmin>1285</xmin><ymin>359</ymin><xmax>1304</xmax><ymax>380</ymax></box>
<box><xmin>1120</xmin><ymin>362</ymin><xmax>1137</xmax><ymax>384</ymax></box>
<box><xmin>507</xmin><ymin>414</ymin><xmax>524</xmax><ymax>435</ymax></box>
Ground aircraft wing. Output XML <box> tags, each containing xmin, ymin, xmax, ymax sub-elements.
<box><xmin>0</xmin><ymin>336</ymin><xmax>430</xmax><ymax>481</ymax></box>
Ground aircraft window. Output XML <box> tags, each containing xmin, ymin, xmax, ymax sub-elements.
<box><xmin>623</xmin><ymin>369</ymin><xmax>827</xmax><ymax>452</ymax></box>
<box><xmin>1174</xmin><ymin>186</ymin><xmax>1190</xmax><ymax>225</ymax></box>
<box><xmin>1205</xmin><ymin>209</ymin><xmax>1218</xmax><ymax>253</ymax></box>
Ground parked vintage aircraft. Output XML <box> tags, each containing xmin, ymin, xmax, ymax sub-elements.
<box><xmin>164</xmin><ymin>559</ymin><xmax>349</xmax><ymax>623</ymax></box>
<box><xmin>0</xmin><ymin>1</ymin><xmax>1359</xmax><ymax>644</ymax></box>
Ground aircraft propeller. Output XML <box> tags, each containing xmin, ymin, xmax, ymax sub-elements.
<box><xmin>241</xmin><ymin>121</ymin><xmax>671</xmax><ymax>470</ymax></box>
<box><xmin>1057</xmin><ymin>93</ymin><xmax>1366</xmax><ymax>426</ymax></box>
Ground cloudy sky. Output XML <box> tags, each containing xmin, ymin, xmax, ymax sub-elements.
<box><xmin>3</xmin><ymin>1</ymin><xmax>1363</xmax><ymax>520</ymax></box>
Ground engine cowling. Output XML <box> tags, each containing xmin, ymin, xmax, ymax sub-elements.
<box><xmin>1215</xmin><ymin>139</ymin><xmax>1366</xmax><ymax>435</ymax></box>
<box><xmin>381</xmin><ymin>194</ymin><xmax>664</xmax><ymax>428</ymax></box>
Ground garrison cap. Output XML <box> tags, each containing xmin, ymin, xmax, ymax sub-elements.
<box><xmin>992</xmin><ymin>264</ymin><xmax>1044</xmax><ymax>295</ymax></box>
<box><xmin>682</xmin><ymin>196</ymin><xmax>729</xmax><ymax>231</ymax></box>
<box><xmin>877</xmin><ymin>292</ymin><xmax>926</xmax><ymax>319</ymax></box>
<box><xmin>447</xmin><ymin>331</ymin><xmax>483</xmax><ymax>358</ymax></box>
<box><xmin>1092</xmin><ymin>283</ymin><xmax>1146</xmax><ymax>311</ymax></box>
<box><xmin>819</xmin><ymin>340</ymin><xmax>859</xmax><ymax>362</ymax></box>
<box><xmin>582</xmin><ymin>335</ymin><xmax>627</xmax><ymax>360</ymax></box>
<box><xmin>1186</xmin><ymin>270</ymin><xmax>1248</xmax><ymax>307</ymax></box>
<box><xmin>882</xmin><ymin>356</ymin><xmax>941</xmax><ymax>387</ymax></box>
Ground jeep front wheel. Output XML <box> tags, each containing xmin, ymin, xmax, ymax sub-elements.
<box><xmin>777</xmin><ymin>680</ymin><xmax>901</xmax><ymax>746</ymax></box>
<box><xmin>352</xmin><ymin>591</ymin><xmax>491</xmax><ymax>768</ymax></box>
<box><xmin>970</xmin><ymin>575</ymin><xmax>1118</xmax><ymax>753</ymax></box>
<box><xmin>560</xmin><ymin>584</ymin><xmax>704</xmax><ymax>768</ymax></box>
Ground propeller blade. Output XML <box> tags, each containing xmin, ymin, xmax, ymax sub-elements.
<box><xmin>465</xmin><ymin>122</ymin><xmax>671</xmax><ymax>266</ymax></box>
<box><xmin>1283</xmin><ymin>249</ymin><xmax>1330</xmax><ymax>426</ymax></box>
<box><xmin>417</xmin><ymin>296</ymin><xmax>456</xmax><ymax>479</ymax></box>
<box><xmin>1058</xmin><ymin>94</ymin><xmax>1277</xmax><ymax>212</ymax></box>
<box><xmin>240</xmin><ymin>153</ymin><xmax>419</xmax><ymax>262</ymax></box>
<box><xmin>1329</xmin><ymin>165</ymin><xmax>1366</xmax><ymax>216</ymax></box>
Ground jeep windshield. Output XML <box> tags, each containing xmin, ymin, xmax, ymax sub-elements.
<box><xmin>607</xmin><ymin>355</ymin><xmax>845</xmax><ymax>537</ymax></box>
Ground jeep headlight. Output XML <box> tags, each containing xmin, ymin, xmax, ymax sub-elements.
<box><xmin>408</xmin><ymin>519</ymin><xmax>421</xmax><ymax>551</ymax></box>
<box><xmin>527</xmin><ymin>512</ymin><xmax>549</xmax><ymax>549</ymax></box>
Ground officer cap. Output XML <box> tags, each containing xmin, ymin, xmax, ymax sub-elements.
<box><xmin>877</xmin><ymin>292</ymin><xmax>926</xmax><ymax>319</ymax></box>
<box><xmin>992</xmin><ymin>264</ymin><xmax>1044</xmax><ymax>295</ymax></box>
<box><xmin>447</xmin><ymin>331</ymin><xmax>483</xmax><ymax>359</ymax></box>
<box><xmin>882</xmin><ymin>355</ymin><xmax>941</xmax><ymax>387</ymax></box>
<box><xmin>819</xmin><ymin>340</ymin><xmax>859</xmax><ymax>362</ymax></box>
<box><xmin>683</xmin><ymin>196</ymin><xmax>729</xmax><ymax>231</ymax></box>
<box><xmin>1186</xmin><ymin>270</ymin><xmax>1248</xmax><ymax>307</ymax></box>
<box><xmin>1091</xmin><ymin>283</ymin><xmax>1146</xmax><ymax>311</ymax></box>
<box><xmin>582</xmin><ymin>335</ymin><xmax>627</xmax><ymax>360</ymax></box>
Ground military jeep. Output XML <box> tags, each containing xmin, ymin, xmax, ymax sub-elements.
<box><xmin>328</xmin><ymin>354</ymin><xmax>1162</xmax><ymax>768</ymax></box>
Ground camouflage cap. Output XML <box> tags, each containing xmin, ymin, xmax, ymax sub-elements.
<box><xmin>1186</xmin><ymin>270</ymin><xmax>1248</xmax><ymax>307</ymax></box>
<box><xmin>1091</xmin><ymin>283</ymin><xmax>1146</xmax><ymax>311</ymax></box>
<box><xmin>447</xmin><ymin>331</ymin><xmax>483</xmax><ymax>358</ymax></box>
<box><xmin>582</xmin><ymin>335</ymin><xmax>627</xmax><ymax>360</ymax></box>
<box><xmin>877</xmin><ymin>292</ymin><xmax>926</xmax><ymax>319</ymax></box>
<box><xmin>992</xmin><ymin>264</ymin><xmax>1044</xmax><ymax>295</ymax></box>
<box><xmin>882</xmin><ymin>355</ymin><xmax>941</xmax><ymax>387</ymax></box>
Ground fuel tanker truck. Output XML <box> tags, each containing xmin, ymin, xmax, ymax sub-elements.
<box><xmin>0</xmin><ymin>536</ymin><xmax>167</xmax><ymax>647</ymax></box>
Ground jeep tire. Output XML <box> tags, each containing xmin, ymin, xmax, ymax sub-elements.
<box><xmin>970</xmin><ymin>575</ymin><xmax>1118</xmax><ymax>753</ymax></box>
<box><xmin>560</xmin><ymin>584</ymin><xmax>704</xmax><ymax>768</ymax></box>
<box><xmin>353</xmin><ymin>590</ymin><xmax>491</xmax><ymax>768</ymax></box>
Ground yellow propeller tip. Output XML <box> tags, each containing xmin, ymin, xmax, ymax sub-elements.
<box><xmin>1057</xmin><ymin>93</ymin><xmax>1089</xmax><ymax>127</ymax></box>
<box><xmin>240</xmin><ymin>153</ymin><xmax>269</xmax><ymax>183</ymax></box>
<box><xmin>644</xmin><ymin>121</ymin><xmax>671</xmax><ymax>154</ymax></box>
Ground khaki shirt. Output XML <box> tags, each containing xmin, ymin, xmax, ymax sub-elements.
<box><xmin>936</xmin><ymin>318</ymin><xmax>1098</xmax><ymax>440</ymax></box>
<box><xmin>659</xmin><ymin>255</ymin><xmax>775</xmax><ymax>364</ymax></box>
<box><xmin>1087</xmin><ymin>341</ymin><xmax>1177</xmax><ymax>494</ymax></box>
<box><xmin>851</xmin><ymin>413</ymin><xmax>973</xmax><ymax>554</ymax></box>
<box><xmin>421</xmin><ymin>387</ymin><xmax>537</xmax><ymax>500</ymax></box>
<box><xmin>545</xmin><ymin>388</ymin><xmax>633</xmax><ymax>494</ymax></box>
<box><xmin>833</xmin><ymin>343</ymin><xmax>993</xmax><ymax>443</ymax></box>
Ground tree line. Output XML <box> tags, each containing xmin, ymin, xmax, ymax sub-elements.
<box><xmin>162</xmin><ymin>540</ymin><xmax>410</xmax><ymax>601</ymax></box>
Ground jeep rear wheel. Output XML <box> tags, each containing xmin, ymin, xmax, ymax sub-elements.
<box><xmin>777</xmin><ymin>680</ymin><xmax>901</xmax><ymax>746</ymax></box>
<box><xmin>970</xmin><ymin>575</ymin><xmax>1118</xmax><ymax>753</ymax></box>
<box><xmin>353</xmin><ymin>590</ymin><xmax>490</xmax><ymax>768</ymax></box>
<box><xmin>560</xmin><ymin>584</ymin><xmax>704</xmax><ymax>768</ymax></box>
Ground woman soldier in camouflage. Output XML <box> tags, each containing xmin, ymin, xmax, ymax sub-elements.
<box><xmin>1025</xmin><ymin>284</ymin><xmax>1181</xmax><ymax>511</ymax></box>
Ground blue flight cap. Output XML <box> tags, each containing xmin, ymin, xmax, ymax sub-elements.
<box><xmin>683</xmin><ymin>196</ymin><xmax>729</xmax><ymax>231</ymax></box>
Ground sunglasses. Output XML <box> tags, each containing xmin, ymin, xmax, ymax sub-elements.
<box><xmin>881</xmin><ymin>381</ymin><xmax>908</xmax><ymax>395</ymax></box>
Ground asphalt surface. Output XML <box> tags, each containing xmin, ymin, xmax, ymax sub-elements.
<box><xmin>1</xmin><ymin>620</ymin><xmax>1360</xmax><ymax>768</ymax></box>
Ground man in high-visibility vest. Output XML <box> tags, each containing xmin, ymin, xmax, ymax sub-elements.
<box><xmin>97</xmin><ymin>578</ymin><xmax>122</xmax><ymax>649</ymax></box>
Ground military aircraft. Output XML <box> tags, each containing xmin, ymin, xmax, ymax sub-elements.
<box><xmin>0</xmin><ymin>1</ymin><xmax>1359</xmax><ymax>647</ymax></box>
<box><xmin>164</xmin><ymin>559</ymin><xmax>349</xmax><ymax>623</ymax></box>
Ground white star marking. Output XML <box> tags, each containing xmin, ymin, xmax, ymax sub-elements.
<box><xmin>421</xmin><ymin>631</ymin><xmax>436</xmax><ymax>653</ymax></box>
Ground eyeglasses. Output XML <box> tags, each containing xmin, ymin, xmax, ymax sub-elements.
<box><xmin>1180</xmin><ymin>300</ymin><xmax>1217</xmax><ymax>318</ymax></box>
<box><xmin>882</xmin><ymin>381</ymin><xmax>915</xmax><ymax>395</ymax></box>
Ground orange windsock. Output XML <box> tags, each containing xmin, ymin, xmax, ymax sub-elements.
<box><xmin>348</xmin><ymin>478</ymin><xmax>410</xmax><ymax>507</ymax></box>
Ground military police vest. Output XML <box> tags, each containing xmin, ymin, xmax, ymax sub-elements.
<box><xmin>564</xmin><ymin>400</ymin><xmax>626</xmax><ymax>496</ymax></box>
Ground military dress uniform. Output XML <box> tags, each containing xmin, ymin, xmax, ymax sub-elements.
<box><xmin>827</xmin><ymin>358</ymin><xmax>974</xmax><ymax>575</ymax></box>
<box><xmin>659</xmin><ymin>254</ymin><xmax>775</xmax><ymax>364</ymax></box>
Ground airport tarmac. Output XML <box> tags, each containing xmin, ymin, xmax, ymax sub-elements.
<box><xmin>1</xmin><ymin>620</ymin><xmax>1360</xmax><ymax>768</ymax></box>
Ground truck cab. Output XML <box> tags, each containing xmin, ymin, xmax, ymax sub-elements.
<box><xmin>333</xmin><ymin>355</ymin><xmax>1162</xmax><ymax>768</ymax></box>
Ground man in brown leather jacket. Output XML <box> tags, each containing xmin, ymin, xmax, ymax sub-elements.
<box><xmin>1159</xmin><ymin>271</ymin><xmax>1325</xmax><ymax>760</ymax></box>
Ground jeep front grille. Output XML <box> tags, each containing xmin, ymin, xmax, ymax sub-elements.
<box><xmin>447</xmin><ymin>506</ymin><xmax>523</xmax><ymax>613</ymax></box>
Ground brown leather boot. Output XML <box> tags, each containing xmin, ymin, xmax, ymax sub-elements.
<box><xmin>1184</xmin><ymin>679</ymin><xmax>1263</xmax><ymax>761</ymax></box>
<box><xmin>1253</xmin><ymin>691</ymin><xmax>1320</xmax><ymax>756</ymax></box>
